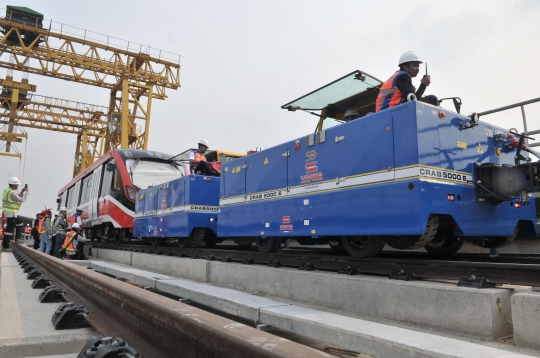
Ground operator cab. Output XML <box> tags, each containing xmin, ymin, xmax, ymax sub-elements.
<box><xmin>281</xmin><ymin>70</ymin><xmax>383</xmax><ymax>131</ymax></box>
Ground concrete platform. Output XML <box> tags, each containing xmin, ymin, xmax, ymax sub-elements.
<box><xmin>85</xmin><ymin>256</ymin><xmax>540</xmax><ymax>358</ymax></box>
<box><xmin>0</xmin><ymin>251</ymin><xmax>94</xmax><ymax>358</ymax></box>
<box><xmin>95</xmin><ymin>248</ymin><xmax>520</xmax><ymax>340</ymax></box>
<box><xmin>512</xmin><ymin>291</ymin><xmax>540</xmax><ymax>350</ymax></box>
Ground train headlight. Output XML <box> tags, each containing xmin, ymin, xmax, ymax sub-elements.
<box><xmin>126</xmin><ymin>186</ymin><xmax>137</xmax><ymax>202</ymax></box>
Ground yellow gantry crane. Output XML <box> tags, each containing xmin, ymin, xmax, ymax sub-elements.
<box><xmin>0</xmin><ymin>6</ymin><xmax>180</xmax><ymax>176</ymax></box>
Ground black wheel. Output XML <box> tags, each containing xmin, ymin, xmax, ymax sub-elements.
<box><xmin>384</xmin><ymin>215</ymin><xmax>439</xmax><ymax>249</ymax></box>
<box><xmin>151</xmin><ymin>238</ymin><xmax>163</xmax><ymax>247</ymax></box>
<box><xmin>425</xmin><ymin>231</ymin><xmax>463</xmax><ymax>257</ymax></box>
<box><xmin>341</xmin><ymin>236</ymin><xmax>385</xmax><ymax>258</ymax></box>
<box><xmin>177</xmin><ymin>237</ymin><xmax>193</xmax><ymax>249</ymax></box>
<box><xmin>233</xmin><ymin>238</ymin><xmax>254</xmax><ymax>249</ymax></box>
<box><xmin>328</xmin><ymin>240</ymin><xmax>346</xmax><ymax>254</ymax></box>
<box><xmin>470</xmin><ymin>224</ymin><xmax>519</xmax><ymax>248</ymax></box>
<box><xmin>255</xmin><ymin>237</ymin><xmax>281</xmax><ymax>253</ymax></box>
<box><xmin>204</xmin><ymin>239</ymin><xmax>216</xmax><ymax>248</ymax></box>
<box><xmin>113</xmin><ymin>228</ymin><xmax>124</xmax><ymax>244</ymax></box>
<box><xmin>98</xmin><ymin>225</ymin><xmax>108</xmax><ymax>244</ymax></box>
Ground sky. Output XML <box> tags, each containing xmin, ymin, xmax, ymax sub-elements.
<box><xmin>1</xmin><ymin>0</ymin><xmax>540</xmax><ymax>217</ymax></box>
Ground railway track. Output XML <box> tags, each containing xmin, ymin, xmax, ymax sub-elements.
<box><xmin>13</xmin><ymin>243</ymin><xmax>350</xmax><ymax>358</ymax></box>
<box><xmin>91</xmin><ymin>242</ymin><xmax>540</xmax><ymax>287</ymax></box>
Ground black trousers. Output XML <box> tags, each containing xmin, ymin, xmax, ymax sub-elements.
<box><xmin>32</xmin><ymin>234</ymin><xmax>40</xmax><ymax>250</ymax></box>
<box><xmin>193</xmin><ymin>161</ymin><xmax>220</xmax><ymax>176</ymax></box>
<box><xmin>3</xmin><ymin>217</ymin><xmax>16</xmax><ymax>248</ymax></box>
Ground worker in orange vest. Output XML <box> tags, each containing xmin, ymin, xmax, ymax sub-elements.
<box><xmin>37</xmin><ymin>208</ymin><xmax>53</xmax><ymax>254</ymax></box>
<box><xmin>70</xmin><ymin>206</ymin><xmax>83</xmax><ymax>228</ymax></box>
<box><xmin>376</xmin><ymin>51</ymin><xmax>437</xmax><ymax>112</ymax></box>
<box><xmin>61</xmin><ymin>223</ymin><xmax>86</xmax><ymax>259</ymax></box>
<box><xmin>188</xmin><ymin>139</ymin><xmax>219</xmax><ymax>176</ymax></box>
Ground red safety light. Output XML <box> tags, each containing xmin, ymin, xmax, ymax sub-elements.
<box><xmin>514</xmin><ymin>202</ymin><xmax>521</xmax><ymax>208</ymax></box>
<box><xmin>447</xmin><ymin>194</ymin><xmax>455</xmax><ymax>201</ymax></box>
<box><xmin>206</xmin><ymin>177</ymin><xmax>212</xmax><ymax>182</ymax></box>
<box><xmin>439</xmin><ymin>111</ymin><xmax>446</xmax><ymax>119</ymax></box>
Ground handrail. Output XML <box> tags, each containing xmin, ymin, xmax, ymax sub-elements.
<box><xmin>477</xmin><ymin>97</ymin><xmax>540</xmax><ymax>117</ymax></box>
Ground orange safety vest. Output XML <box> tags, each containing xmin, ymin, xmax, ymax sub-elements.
<box><xmin>70</xmin><ymin>213</ymin><xmax>80</xmax><ymax>226</ymax></box>
<box><xmin>24</xmin><ymin>227</ymin><xmax>31</xmax><ymax>234</ymax></box>
<box><xmin>375</xmin><ymin>70</ymin><xmax>408</xmax><ymax>112</ymax></box>
<box><xmin>38</xmin><ymin>218</ymin><xmax>47</xmax><ymax>234</ymax></box>
<box><xmin>62</xmin><ymin>231</ymin><xmax>77</xmax><ymax>252</ymax></box>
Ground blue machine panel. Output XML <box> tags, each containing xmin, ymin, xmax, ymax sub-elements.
<box><xmin>218</xmin><ymin>101</ymin><xmax>538</xmax><ymax>240</ymax></box>
<box><xmin>134</xmin><ymin>175</ymin><xmax>219</xmax><ymax>239</ymax></box>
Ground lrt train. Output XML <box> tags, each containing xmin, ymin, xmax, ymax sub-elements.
<box><xmin>57</xmin><ymin>148</ymin><xmax>244</xmax><ymax>243</ymax></box>
<box><xmin>133</xmin><ymin>70</ymin><xmax>540</xmax><ymax>258</ymax></box>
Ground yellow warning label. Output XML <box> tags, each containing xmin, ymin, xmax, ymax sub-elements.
<box><xmin>495</xmin><ymin>148</ymin><xmax>501</xmax><ymax>157</ymax></box>
<box><xmin>477</xmin><ymin>143</ymin><xmax>484</xmax><ymax>154</ymax></box>
<box><xmin>264</xmin><ymin>157</ymin><xmax>269</xmax><ymax>165</ymax></box>
<box><xmin>232</xmin><ymin>167</ymin><xmax>236</xmax><ymax>173</ymax></box>
<box><xmin>261</xmin><ymin>231</ymin><xmax>264</xmax><ymax>235</ymax></box>
<box><xmin>457</xmin><ymin>141</ymin><xmax>467</xmax><ymax>149</ymax></box>
<box><xmin>311</xmin><ymin>230</ymin><xmax>316</xmax><ymax>234</ymax></box>
<box><xmin>225</xmin><ymin>167</ymin><xmax>229</xmax><ymax>172</ymax></box>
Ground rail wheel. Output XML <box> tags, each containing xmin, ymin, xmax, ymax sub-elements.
<box><xmin>384</xmin><ymin>214</ymin><xmax>439</xmax><ymax>250</ymax></box>
<box><xmin>424</xmin><ymin>230</ymin><xmax>463</xmax><ymax>257</ymax></box>
<box><xmin>255</xmin><ymin>237</ymin><xmax>281</xmax><ymax>253</ymax></box>
<box><xmin>113</xmin><ymin>228</ymin><xmax>124</xmax><ymax>244</ymax></box>
<box><xmin>341</xmin><ymin>236</ymin><xmax>385</xmax><ymax>258</ymax></box>
<box><xmin>151</xmin><ymin>238</ymin><xmax>163</xmax><ymax>247</ymax></box>
<box><xmin>470</xmin><ymin>224</ymin><xmax>519</xmax><ymax>248</ymax></box>
<box><xmin>98</xmin><ymin>225</ymin><xmax>109</xmax><ymax>244</ymax></box>
<box><xmin>328</xmin><ymin>239</ymin><xmax>346</xmax><ymax>254</ymax></box>
<box><xmin>177</xmin><ymin>237</ymin><xmax>192</xmax><ymax>249</ymax></box>
<box><xmin>204</xmin><ymin>229</ymin><xmax>217</xmax><ymax>248</ymax></box>
<box><xmin>233</xmin><ymin>238</ymin><xmax>254</xmax><ymax>249</ymax></box>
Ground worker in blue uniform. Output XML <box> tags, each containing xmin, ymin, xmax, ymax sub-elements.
<box><xmin>376</xmin><ymin>51</ymin><xmax>438</xmax><ymax>112</ymax></box>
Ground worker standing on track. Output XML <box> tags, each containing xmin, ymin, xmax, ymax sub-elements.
<box><xmin>70</xmin><ymin>206</ymin><xmax>83</xmax><ymax>229</ymax></box>
<box><xmin>188</xmin><ymin>140</ymin><xmax>219</xmax><ymax>176</ymax></box>
<box><xmin>61</xmin><ymin>223</ymin><xmax>86</xmax><ymax>260</ymax></box>
<box><xmin>23</xmin><ymin>224</ymin><xmax>31</xmax><ymax>240</ymax></box>
<box><xmin>376</xmin><ymin>51</ymin><xmax>438</xmax><ymax>112</ymax></box>
<box><xmin>49</xmin><ymin>211</ymin><xmax>59</xmax><ymax>256</ymax></box>
<box><xmin>1</xmin><ymin>177</ymin><xmax>29</xmax><ymax>250</ymax></box>
<box><xmin>52</xmin><ymin>207</ymin><xmax>69</xmax><ymax>257</ymax></box>
<box><xmin>32</xmin><ymin>211</ymin><xmax>41</xmax><ymax>249</ymax></box>
<box><xmin>38</xmin><ymin>208</ymin><xmax>53</xmax><ymax>254</ymax></box>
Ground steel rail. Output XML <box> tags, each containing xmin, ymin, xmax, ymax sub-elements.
<box><xmin>93</xmin><ymin>243</ymin><xmax>540</xmax><ymax>286</ymax></box>
<box><xmin>15</xmin><ymin>244</ymin><xmax>330</xmax><ymax>358</ymax></box>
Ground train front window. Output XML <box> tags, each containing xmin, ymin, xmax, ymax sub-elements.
<box><xmin>126</xmin><ymin>159</ymin><xmax>184</xmax><ymax>190</ymax></box>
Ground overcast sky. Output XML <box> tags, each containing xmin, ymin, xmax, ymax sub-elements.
<box><xmin>1</xmin><ymin>0</ymin><xmax>540</xmax><ymax>217</ymax></box>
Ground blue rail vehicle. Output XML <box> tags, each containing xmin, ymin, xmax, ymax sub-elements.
<box><xmin>218</xmin><ymin>70</ymin><xmax>540</xmax><ymax>257</ymax></box>
<box><xmin>134</xmin><ymin>174</ymin><xmax>220</xmax><ymax>248</ymax></box>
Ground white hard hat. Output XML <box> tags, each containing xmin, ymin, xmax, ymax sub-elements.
<box><xmin>76</xmin><ymin>206</ymin><xmax>83</xmax><ymax>211</ymax></box>
<box><xmin>8</xmin><ymin>177</ymin><xmax>20</xmax><ymax>185</ymax></box>
<box><xmin>60</xmin><ymin>207</ymin><xmax>67</xmax><ymax>211</ymax></box>
<box><xmin>72</xmin><ymin>223</ymin><xmax>80</xmax><ymax>229</ymax></box>
<box><xmin>198</xmin><ymin>139</ymin><xmax>210</xmax><ymax>148</ymax></box>
<box><xmin>54</xmin><ymin>211</ymin><xmax>59</xmax><ymax>216</ymax></box>
<box><xmin>343</xmin><ymin>108</ymin><xmax>359</xmax><ymax>119</ymax></box>
<box><xmin>26</xmin><ymin>224</ymin><xmax>29</xmax><ymax>226</ymax></box>
<box><xmin>398</xmin><ymin>51</ymin><xmax>423</xmax><ymax>66</ymax></box>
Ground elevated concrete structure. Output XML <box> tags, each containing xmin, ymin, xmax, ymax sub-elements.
<box><xmin>95</xmin><ymin>248</ymin><xmax>520</xmax><ymax>340</ymax></box>
<box><xmin>513</xmin><ymin>291</ymin><xmax>540</xmax><ymax>350</ymax></box>
<box><xmin>84</xmin><ymin>257</ymin><xmax>539</xmax><ymax>358</ymax></box>
<box><xmin>0</xmin><ymin>252</ymin><xmax>94</xmax><ymax>358</ymax></box>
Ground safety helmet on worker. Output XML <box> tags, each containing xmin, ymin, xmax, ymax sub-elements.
<box><xmin>72</xmin><ymin>223</ymin><xmax>80</xmax><ymax>229</ymax></box>
<box><xmin>398</xmin><ymin>51</ymin><xmax>423</xmax><ymax>66</ymax></box>
<box><xmin>60</xmin><ymin>207</ymin><xmax>67</xmax><ymax>212</ymax></box>
<box><xmin>343</xmin><ymin>108</ymin><xmax>359</xmax><ymax>120</ymax></box>
<box><xmin>54</xmin><ymin>211</ymin><xmax>59</xmax><ymax>216</ymax></box>
<box><xmin>8</xmin><ymin>177</ymin><xmax>20</xmax><ymax>185</ymax></box>
<box><xmin>198</xmin><ymin>139</ymin><xmax>210</xmax><ymax>149</ymax></box>
<box><xmin>76</xmin><ymin>206</ymin><xmax>83</xmax><ymax>212</ymax></box>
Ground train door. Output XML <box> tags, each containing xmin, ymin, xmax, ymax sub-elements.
<box><xmin>245</xmin><ymin>143</ymin><xmax>289</xmax><ymax>201</ymax></box>
<box><xmin>88</xmin><ymin>165</ymin><xmax>103</xmax><ymax>223</ymax></box>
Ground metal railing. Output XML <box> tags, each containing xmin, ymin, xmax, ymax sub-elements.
<box><xmin>478</xmin><ymin>97</ymin><xmax>540</xmax><ymax>147</ymax></box>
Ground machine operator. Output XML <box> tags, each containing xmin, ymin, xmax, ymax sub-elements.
<box><xmin>189</xmin><ymin>139</ymin><xmax>219</xmax><ymax>176</ymax></box>
<box><xmin>376</xmin><ymin>51</ymin><xmax>438</xmax><ymax>112</ymax></box>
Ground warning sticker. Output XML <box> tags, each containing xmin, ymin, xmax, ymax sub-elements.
<box><xmin>264</xmin><ymin>157</ymin><xmax>269</xmax><ymax>165</ymax></box>
<box><xmin>495</xmin><ymin>148</ymin><xmax>501</xmax><ymax>157</ymax></box>
<box><xmin>477</xmin><ymin>143</ymin><xmax>484</xmax><ymax>154</ymax></box>
<box><xmin>457</xmin><ymin>141</ymin><xmax>467</xmax><ymax>149</ymax></box>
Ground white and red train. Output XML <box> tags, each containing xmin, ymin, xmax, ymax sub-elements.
<box><xmin>57</xmin><ymin>149</ymin><xmax>184</xmax><ymax>242</ymax></box>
